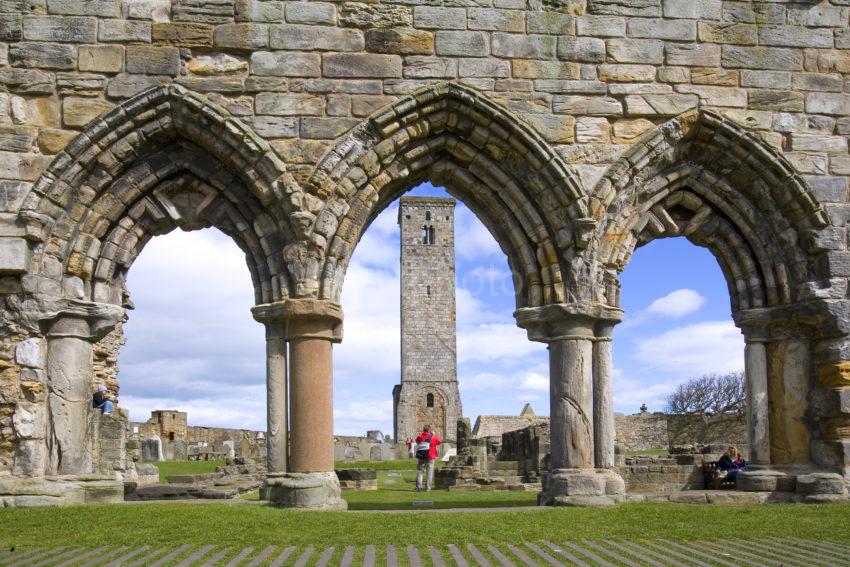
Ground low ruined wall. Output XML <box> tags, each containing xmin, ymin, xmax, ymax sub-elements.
<box><xmin>617</xmin><ymin>455</ymin><xmax>705</xmax><ymax>493</ymax></box>
<box><xmin>615</xmin><ymin>412</ymin><xmax>668</xmax><ymax>452</ymax></box>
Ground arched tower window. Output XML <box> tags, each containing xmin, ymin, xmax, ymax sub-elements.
<box><xmin>422</xmin><ymin>225</ymin><xmax>435</xmax><ymax>245</ymax></box>
<box><xmin>426</xmin><ymin>393</ymin><xmax>434</xmax><ymax>407</ymax></box>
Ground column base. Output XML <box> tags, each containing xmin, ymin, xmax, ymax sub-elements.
<box><xmin>0</xmin><ymin>475</ymin><xmax>124</xmax><ymax>507</ymax></box>
<box><xmin>539</xmin><ymin>468</ymin><xmax>625</xmax><ymax>507</ymax></box>
<box><xmin>265</xmin><ymin>472</ymin><xmax>348</xmax><ymax>510</ymax></box>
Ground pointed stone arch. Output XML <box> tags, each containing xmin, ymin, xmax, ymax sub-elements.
<box><xmin>592</xmin><ymin>110</ymin><xmax>830</xmax><ymax>313</ymax></box>
<box><xmin>19</xmin><ymin>84</ymin><xmax>303</xmax><ymax>307</ymax></box>
<box><xmin>302</xmin><ymin>83</ymin><xmax>591</xmax><ymax>310</ymax></box>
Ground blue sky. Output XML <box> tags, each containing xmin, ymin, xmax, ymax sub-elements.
<box><xmin>119</xmin><ymin>182</ymin><xmax>745</xmax><ymax>434</ymax></box>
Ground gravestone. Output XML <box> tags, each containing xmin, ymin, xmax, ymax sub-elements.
<box><xmin>223</xmin><ymin>440</ymin><xmax>235</xmax><ymax>459</ymax></box>
<box><xmin>141</xmin><ymin>436</ymin><xmax>163</xmax><ymax>462</ymax></box>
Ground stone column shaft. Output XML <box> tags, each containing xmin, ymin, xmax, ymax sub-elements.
<box><xmin>288</xmin><ymin>336</ymin><xmax>334</xmax><ymax>473</ymax></box>
<box><xmin>745</xmin><ymin>341</ymin><xmax>770</xmax><ymax>465</ymax></box>
<box><xmin>47</xmin><ymin>328</ymin><xmax>95</xmax><ymax>475</ymax></box>
<box><xmin>593</xmin><ymin>338</ymin><xmax>615</xmax><ymax>469</ymax></box>
<box><xmin>767</xmin><ymin>339</ymin><xmax>812</xmax><ymax>465</ymax></box>
<box><xmin>265</xmin><ymin>323</ymin><xmax>287</xmax><ymax>474</ymax></box>
<box><xmin>550</xmin><ymin>338</ymin><xmax>595</xmax><ymax>469</ymax></box>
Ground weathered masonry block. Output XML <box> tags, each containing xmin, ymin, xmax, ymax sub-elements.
<box><xmin>0</xmin><ymin>0</ymin><xmax>849</xmax><ymax>508</ymax></box>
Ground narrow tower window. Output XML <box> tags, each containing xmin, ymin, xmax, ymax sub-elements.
<box><xmin>427</xmin><ymin>285</ymin><xmax>431</xmax><ymax>296</ymax></box>
<box><xmin>422</xmin><ymin>225</ymin><xmax>435</xmax><ymax>245</ymax></box>
<box><xmin>425</xmin><ymin>211</ymin><xmax>431</xmax><ymax>221</ymax></box>
<box><xmin>426</xmin><ymin>393</ymin><xmax>434</xmax><ymax>408</ymax></box>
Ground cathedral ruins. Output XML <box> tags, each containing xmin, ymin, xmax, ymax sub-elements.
<box><xmin>0</xmin><ymin>0</ymin><xmax>849</xmax><ymax>508</ymax></box>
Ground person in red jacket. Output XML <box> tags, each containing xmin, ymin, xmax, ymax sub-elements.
<box><xmin>414</xmin><ymin>425</ymin><xmax>441</xmax><ymax>492</ymax></box>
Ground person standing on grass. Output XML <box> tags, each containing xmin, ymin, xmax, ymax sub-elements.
<box><xmin>414</xmin><ymin>425</ymin><xmax>441</xmax><ymax>492</ymax></box>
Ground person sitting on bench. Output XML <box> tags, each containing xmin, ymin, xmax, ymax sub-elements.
<box><xmin>716</xmin><ymin>446</ymin><xmax>747</xmax><ymax>482</ymax></box>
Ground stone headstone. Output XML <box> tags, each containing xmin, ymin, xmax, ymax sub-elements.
<box><xmin>457</xmin><ymin>417</ymin><xmax>472</xmax><ymax>453</ymax></box>
<box><xmin>366</xmin><ymin>430</ymin><xmax>383</xmax><ymax>443</ymax></box>
<box><xmin>343</xmin><ymin>446</ymin><xmax>358</xmax><ymax>462</ymax></box>
<box><xmin>141</xmin><ymin>435</ymin><xmax>163</xmax><ymax>461</ymax></box>
<box><xmin>369</xmin><ymin>445</ymin><xmax>383</xmax><ymax>461</ymax></box>
<box><xmin>172</xmin><ymin>440</ymin><xmax>186</xmax><ymax>460</ymax></box>
<box><xmin>223</xmin><ymin>440</ymin><xmax>235</xmax><ymax>459</ymax></box>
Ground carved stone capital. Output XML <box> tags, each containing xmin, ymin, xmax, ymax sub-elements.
<box><xmin>735</xmin><ymin>300</ymin><xmax>850</xmax><ymax>340</ymax></box>
<box><xmin>514</xmin><ymin>302</ymin><xmax>623</xmax><ymax>343</ymax></box>
<box><xmin>252</xmin><ymin>299</ymin><xmax>343</xmax><ymax>343</ymax></box>
<box><xmin>28</xmin><ymin>299</ymin><xmax>125</xmax><ymax>341</ymax></box>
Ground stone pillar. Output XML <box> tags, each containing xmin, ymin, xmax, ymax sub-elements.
<box><xmin>768</xmin><ymin>338</ymin><xmax>812</xmax><ymax>466</ymax></box>
<box><xmin>515</xmin><ymin>303</ymin><xmax>625</xmax><ymax>506</ymax></box>
<box><xmin>744</xmin><ymin>339</ymin><xmax>770</xmax><ymax>465</ymax></box>
<box><xmin>251</xmin><ymin>309</ymin><xmax>288</xmax><ymax>475</ymax></box>
<box><xmin>549</xmin><ymin>337</ymin><xmax>595</xmax><ymax>469</ymax></box>
<box><xmin>42</xmin><ymin>302</ymin><xmax>124</xmax><ymax>476</ymax></box>
<box><xmin>255</xmin><ymin>299</ymin><xmax>346</xmax><ymax>510</ymax></box>
<box><xmin>593</xmin><ymin>324</ymin><xmax>616</xmax><ymax>469</ymax></box>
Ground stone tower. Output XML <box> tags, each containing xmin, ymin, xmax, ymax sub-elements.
<box><xmin>393</xmin><ymin>196</ymin><xmax>462</xmax><ymax>443</ymax></box>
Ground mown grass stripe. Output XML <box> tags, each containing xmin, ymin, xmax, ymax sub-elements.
<box><xmin>30</xmin><ymin>547</ymin><xmax>85</xmax><ymax>567</ymax></box>
<box><xmin>658</xmin><ymin>539</ymin><xmax>738</xmax><ymax>567</ymax></box>
<box><xmin>201</xmin><ymin>548</ymin><xmax>231</xmax><ymax>567</ymax></box>
<box><xmin>692</xmin><ymin>540</ymin><xmax>781</xmax><ymax>567</ymax></box>
<box><xmin>506</xmin><ymin>545</ymin><xmax>536</xmax><ymax>567</ymax></box>
<box><xmin>80</xmin><ymin>545</ymin><xmax>130</xmax><ymax>566</ymax></box>
<box><xmin>486</xmin><ymin>545</ymin><xmax>515</xmax><ymax>567</ymax></box>
<box><xmin>362</xmin><ymin>545</ymin><xmax>376</xmax><ymax>567</ymax></box>
<box><xmin>102</xmin><ymin>545</ymin><xmax>151</xmax><ymax>567</ymax></box>
<box><xmin>53</xmin><ymin>546</ymin><xmax>111</xmax><ymax>567</ymax></box>
<box><xmin>776</xmin><ymin>538</ymin><xmax>850</xmax><ymax>565</ymax></box>
<box><xmin>778</xmin><ymin>538</ymin><xmax>850</xmax><ymax>564</ymax></box>
<box><xmin>3</xmin><ymin>546</ymin><xmax>64</xmax><ymax>566</ymax></box>
<box><xmin>556</xmin><ymin>541</ymin><xmax>614</xmax><ymax>567</ymax></box>
<box><xmin>638</xmin><ymin>541</ymin><xmax>712</xmax><ymax>566</ymax></box>
<box><xmin>744</xmin><ymin>539</ymin><xmax>831</xmax><ymax>566</ymax></box>
<box><xmin>448</xmin><ymin>544</ymin><xmax>470</xmax><ymax>567</ymax></box>
<box><xmin>597</xmin><ymin>541</ymin><xmax>667</xmax><ymax>567</ymax></box>
<box><xmin>245</xmin><ymin>545</ymin><xmax>277</xmax><ymax>567</ymax></box>
<box><xmin>224</xmin><ymin>546</ymin><xmax>255</xmax><ymax>567</ymax></box>
<box><xmin>427</xmin><ymin>546</ymin><xmax>446</xmax><ymax>567</ymax></box>
<box><xmin>465</xmin><ymin>545</ymin><xmax>491</xmax><ymax>567</ymax></box>
<box><xmin>524</xmin><ymin>542</ymin><xmax>569</xmax><ymax>567</ymax></box>
<box><xmin>387</xmin><ymin>545</ymin><xmax>398</xmax><ymax>567</ymax></box>
<box><xmin>788</xmin><ymin>537</ymin><xmax>850</xmax><ymax>555</ymax></box>
<box><xmin>315</xmin><ymin>546</ymin><xmax>335</xmax><ymax>567</ymax></box>
<box><xmin>268</xmin><ymin>546</ymin><xmax>295</xmax><ymax>567</ymax></box>
<box><xmin>756</xmin><ymin>538</ymin><xmax>837</xmax><ymax>565</ymax></box>
<box><xmin>127</xmin><ymin>547</ymin><xmax>169</xmax><ymax>567</ymax></box>
<box><xmin>175</xmin><ymin>545</ymin><xmax>216</xmax><ymax>567</ymax></box>
<box><xmin>339</xmin><ymin>546</ymin><xmax>355</xmax><ymax>567</ymax></box>
<box><xmin>579</xmin><ymin>540</ymin><xmax>643</xmax><ymax>567</ymax></box>
<box><xmin>149</xmin><ymin>544</ymin><xmax>193</xmax><ymax>567</ymax></box>
<box><xmin>0</xmin><ymin>547</ymin><xmax>45</xmax><ymax>565</ymax></box>
<box><xmin>292</xmin><ymin>545</ymin><xmax>314</xmax><ymax>567</ymax></box>
<box><xmin>407</xmin><ymin>545</ymin><xmax>424</xmax><ymax>567</ymax></box>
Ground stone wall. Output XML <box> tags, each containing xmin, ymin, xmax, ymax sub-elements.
<box><xmin>614</xmin><ymin>411</ymin><xmax>668</xmax><ymax>451</ymax></box>
<box><xmin>0</xmin><ymin>0</ymin><xmax>848</xmax><ymax>493</ymax></box>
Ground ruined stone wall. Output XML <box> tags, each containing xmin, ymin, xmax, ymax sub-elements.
<box><xmin>614</xmin><ymin>411</ymin><xmax>668</xmax><ymax>451</ymax></box>
<box><xmin>0</xmin><ymin>0</ymin><xmax>848</xmax><ymax>482</ymax></box>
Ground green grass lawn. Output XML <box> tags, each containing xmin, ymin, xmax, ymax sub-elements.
<box><xmin>142</xmin><ymin>460</ymin><xmax>226</xmax><ymax>483</ymax></box>
<box><xmin>0</xmin><ymin>502</ymin><xmax>848</xmax><ymax>548</ymax></box>
<box><xmin>334</xmin><ymin>459</ymin><xmax>418</xmax><ymax>470</ymax></box>
<box><xmin>343</xmin><ymin>470</ymin><xmax>537</xmax><ymax>510</ymax></box>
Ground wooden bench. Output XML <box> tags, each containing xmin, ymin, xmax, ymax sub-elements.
<box><xmin>703</xmin><ymin>461</ymin><xmax>736</xmax><ymax>490</ymax></box>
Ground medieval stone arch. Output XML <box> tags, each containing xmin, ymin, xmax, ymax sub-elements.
<box><xmin>591</xmin><ymin>110</ymin><xmax>848</xmax><ymax>492</ymax></box>
<box><xmin>12</xmin><ymin>85</ymin><xmax>303</xmax><ymax>486</ymax></box>
<box><xmin>304</xmin><ymin>83</ymin><xmax>593</xmax><ymax>310</ymax></box>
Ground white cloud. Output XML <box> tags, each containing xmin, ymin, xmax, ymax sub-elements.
<box><xmin>455</xmin><ymin>206</ymin><xmax>504</xmax><ymax>261</ymax></box>
<box><xmin>333</xmin><ymin>400</ymin><xmax>394</xmax><ymax>436</ymax></box>
<box><xmin>645</xmin><ymin>289</ymin><xmax>706</xmax><ymax>318</ymax></box>
<box><xmin>457</xmin><ymin>323</ymin><xmax>545</xmax><ymax>364</ymax></box>
<box><xmin>632</xmin><ymin>320</ymin><xmax>744</xmax><ymax>377</ymax></box>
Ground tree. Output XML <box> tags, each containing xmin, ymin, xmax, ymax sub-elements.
<box><xmin>665</xmin><ymin>371</ymin><xmax>746</xmax><ymax>445</ymax></box>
